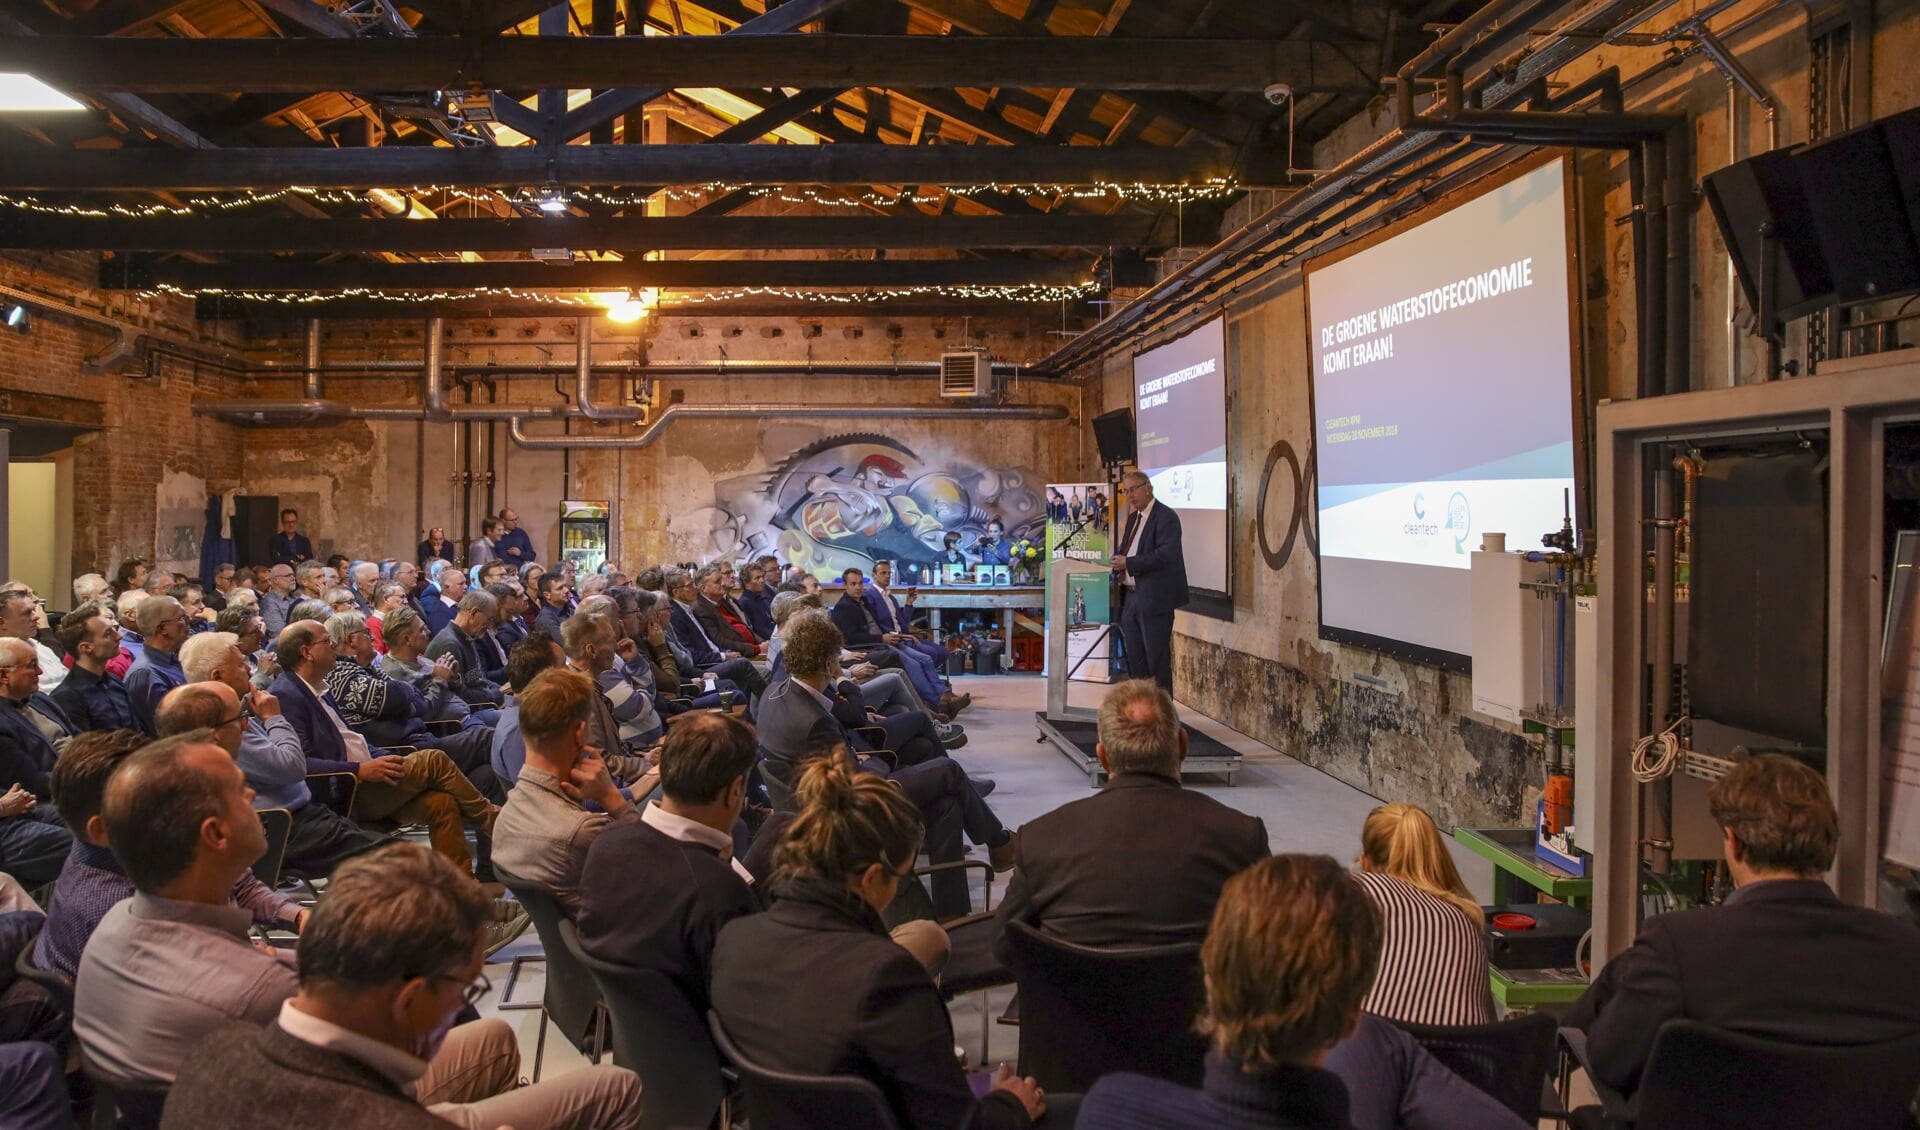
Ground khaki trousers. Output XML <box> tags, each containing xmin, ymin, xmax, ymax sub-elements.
<box><xmin>417</xmin><ymin>1017</ymin><xmax>643</xmax><ymax>1130</ymax></box>
<box><xmin>352</xmin><ymin>748</ymin><xmax>498</xmax><ymax>871</ymax></box>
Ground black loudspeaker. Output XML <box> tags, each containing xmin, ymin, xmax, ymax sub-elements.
<box><xmin>1091</xmin><ymin>408</ymin><xmax>1136</xmax><ymax>465</ymax></box>
<box><xmin>1792</xmin><ymin>116</ymin><xmax>1920</xmax><ymax>304</ymax></box>
<box><xmin>1883</xmin><ymin>107</ymin><xmax>1920</xmax><ymax>238</ymax></box>
<box><xmin>1703</xmin><ymin>148</ymin><xmax>1832</xmax><ymax>321</ymax></box>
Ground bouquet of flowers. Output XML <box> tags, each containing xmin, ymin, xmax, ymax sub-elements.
<box><xmin>1010</xmin><ymin>537</ymin><xmax>1043</xmax><ymax>582</ymax></box>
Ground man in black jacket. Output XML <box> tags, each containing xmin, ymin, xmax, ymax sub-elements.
<box><xmin>1565</xmin><ymin>753</ymin><xmax>1920</xmax><ymax>1095</ymax></box>
<box><xmin>423</xmin><ymin>590</ymin><xmax>507</xmax><ymax>709</ymax></box>
<box><xmin>992</xmin><ymin>679</ymin><xmax>1266</xmax><ymax>959</ymax></box>
<box><xmin>1112</xmin><ymin>469</ymin><xmax>1189</xmax><ymax>692</ymax></box>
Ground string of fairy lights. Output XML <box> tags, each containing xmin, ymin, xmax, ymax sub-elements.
<box><xmin>0</xmin><ymin>178</ymin><xmax>1237</xmax><ymax>220</ymax></box>
<box><xmin>142</xmin><ymin>280</ymin><xmax>1100</xmax><ymax>307</ymax></box>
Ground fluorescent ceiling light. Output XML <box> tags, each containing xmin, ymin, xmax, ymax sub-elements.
<box><xmin>0</xmin><ymin>73</ymin><xmax>84</xmax><ymax>112</ymax></box>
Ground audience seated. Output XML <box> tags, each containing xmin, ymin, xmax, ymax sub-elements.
<box><xmin>260</xmin><ymin>562</ymin><xmax>299</xmax><ymax>637</ymax></box>
<box><xmin>1323</xmin><ymin>1013</ymin><xmax>1528</xmax><ymax>1130</ymax></box>
<box><xmin>575</xmin><ymin>597</ymin><xmax>665</xmax><ymax>748</ymax></box>
<box><xmin>423</xmin><ymin>564</ymin><xmax>467</xmax><ymax>636</ymax></box>
<box><xmin>53</xmin><ymin>600</ymin><xmax>137</xmax><ymax>733</ymax></box>
<box><xmin>735</xmin><ymin>561</ymin><xmax>777</xmax><ymax>641</ymax></box>
<box><xmin>1563</xmin><ymin>753</ymin><xmax>1920</xmax><ymax>1095</ymax></box>
<box><xmin>692</xmin><ymin>564</ymin><xmax>764</xmax><ymax>657</ymax></box>
<box><xmin>269</xmin><ymin>621</ymin><xmax>505</xmax><ymax>886</ymax></box>
<box><xmin>490</xmin><ymin>631</ymin><xmax>563</xmax><ymax>787</ymax></box>
<box><xmin>831</xmin><ymin>568</ymin><xmax>961</xmax><ymax>715</ymax></box>
<box><xmin>424</xmin><ymin>589</ymin><xmax>509</xmax><ymax>709</ymax></box>
<box><xmin>375</xmin><ymin>607</ymin><xmax>496</xmax><ymax>730</ymax></box>
<box><xmin>1353</xmin><ymin>803</ymin><xmax>1495</xmax><ymax>1027</ymax></box>
<box><xmin>867</xmin><ymin>560</ymin><xmax>954</xmax><ymax>673</ymax></box>
<box><xmin>713</xmin><ymin>757</ymin><xmax>1047</xmax><ymax>1130</ymax></box>
<box><xmin>559</xmin><ymin>613</ymin><xmax>662</xmax><ymax>784</ymax></box>
<box><xmin>172</xmin><ymin>642</ymin><xmax>389</xmax><ymax>874</ymax></box>
<box><xmin>534</xmin><ymin>572</ymin><xmax>572</xmax><ymax>637</ymax></box>
<box><xmin>0</xmin><ymin>655</ymin><xmax>73</xmax><ymax>886</ymax></box>
<box><xmin>471</xmin><ymin>582</ymin><xmax>520</xmax><ymax>682</ymax></box>
<box><xmin>994</xmin><ymin>679</ymin><xmax>1267</xmax><ymax>955</ymax></box>
<box><xmin>492</xmin><ymin>667</ymin><xmax>641</xmax><ymax>911</ymax></box>
<box><xmin>1079</xmin><ymin>854</ymin><xmax>1381</xmax><ymax>1130</ymax></box>
<box><xmin>126</xmin><ymin>595</ymin><xmax>192</xmax><ymax>734</ymax></box>
<box><xmin>37</xmin><ymin>725</ymin><xmax>303</xmax><ymax>982</ymax></box>
<box><xmin>0</xmin><ymin>585</ymin><xmax>66</xmax><ymax>695</ymax></box>
<box><xmin>367</xmin><ymin>579</ymin><xmax>406</xmax><ymax>653</ymax></box>
<box><xmin>160</xmin><ymin>842</ymin><xmax>644</xmax><ymax>1130</ymax></box>
<box><xmin>325</xmin><ymin>613</ymin><xmax>501</xmax><ymax>801</ymax></box>
<box><xmin>0</xmin><ymin>638</ymin><xmax>74</xmax><ymax>802</ymax></box>
<box><xmin>663</xmin><ymin>568</ymin><xmax>768</xmax><ymax>699</ymax></box>
<box><xmin>757</xmin><ymin>611</ymin><xmax>1012</xmax><ymax>920</ymax></box>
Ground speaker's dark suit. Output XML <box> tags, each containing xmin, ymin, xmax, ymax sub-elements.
<box><xmin>991</xmin><ymin>771</ymin><xmax>1267</xmax><ymax>959</ymax></box>
<box><xmin>1566</xmin><ymin>877</ymin><xmax>1920</xmax><ymax>1094</ymax></box>
<box><xmin>1116</xmin><ymin>502</ymin><xmax>1189</xmax><ymax>690</ymax></box>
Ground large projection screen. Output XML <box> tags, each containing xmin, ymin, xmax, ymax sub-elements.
<box><xmin>1306</xmin><ymin>159</ymin><xmax>1577</xmax><ymax>668</ymax></box>
<box><xmin>1131</xmin><ymin>315</ymin><xmax>1230</xmax><ymax>595</ymax></box>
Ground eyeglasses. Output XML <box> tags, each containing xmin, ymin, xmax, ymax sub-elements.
<box><xmin>881</xmin><ymin>858</ymin><xmax>916</xmax><ymax>882</ymax></box>
<box><xmin>427</xmin><ymin>970</ymin><xmax>492</xmax><ymax>1006</ymax></box>
<box><xmin>0</xmin><ymin>660</ymin><xmax>40</xmax><ymax>673</ymax></box>
<box><xmin>214</xmin><ymin>712</ymin><xmax>245</xmax><ymax>728</ymax></box>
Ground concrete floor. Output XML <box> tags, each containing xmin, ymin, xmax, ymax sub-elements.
<box><xmin>477</xmin><ymin>671</ymin><xmax>1501</xmax><ymax>1079</ymax></box>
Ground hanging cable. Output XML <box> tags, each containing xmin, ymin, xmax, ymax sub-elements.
<box><xmin>1631</xmin><ymin>715</ymin><xmax>1689</xmax><ymax>782</ymax></box>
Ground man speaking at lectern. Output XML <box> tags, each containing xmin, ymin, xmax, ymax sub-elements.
<box><xmin>1113</xmin><ymin>469</ymin><xmax>1188</xmax><ymax>692</ymax></box>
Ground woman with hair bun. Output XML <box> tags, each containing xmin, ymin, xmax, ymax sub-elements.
<box><xmin>711</xmin><ymin>756</ymin><xmax>1056</xmax><ymax>1129</ymax></box>
<box><xmin>1353</xmin><ymin>802</ymin><xmax>1494</xmax><ymax>1026</ymax></box>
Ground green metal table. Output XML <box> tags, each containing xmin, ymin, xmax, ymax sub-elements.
<box><xmin>1454</xmin><ymin>826</ymin><xmax>1593</xmax><ymax>1010</ymax></box>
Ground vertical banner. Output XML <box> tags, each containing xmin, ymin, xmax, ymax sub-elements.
<box><xmin>1045</xmin><ymin>482</ymin><xmax>1113</xmax><ymax>681</ymax></box>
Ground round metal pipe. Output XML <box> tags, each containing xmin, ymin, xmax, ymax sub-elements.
<box><xmin>574</xmin><ymin>317</ymin><xmax>643</xmax><ymax>421</ymax></box>
<box><xmin>508</xmin><ymin>402</ymin><xmax>1069</xmax><ymax>450</ymax></box>
<box><xmin>302</xmin><ymin>319</ymin><xmax>322</xmax><ymax>400</ymax></box>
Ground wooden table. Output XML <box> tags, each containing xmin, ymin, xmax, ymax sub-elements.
<box><xmin>823</xmin><ymin>584</ymin><xmax>1046</xmax><ymax>657</ymax></box>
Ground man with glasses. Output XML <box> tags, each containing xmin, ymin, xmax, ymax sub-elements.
<box><xmin>163</xmin><ymin>843</ymin><xmax>643</xmax><ymax>1130</ymax></box>
<box><xmin>664</xmin><ymin>568</ymin><xmax>768</xmax><ymax>700</ymax></box>
<box><xmin>0</xmin><ymin>589</ymin><xmax>65</xmax><ymax>694</ymax></box>
<box><xmin>269</xmin><ymin>508</ymin><xmax>313</xmax><ymax>566</ymax></box>
<box><xmin>51</xmin><ymin>602</ymin><xmax>134</xmax><ymax>733</ymax></box>
<box><xmin>0</xmin><ymin>638</ymin><xmax>75</xmax><ymax>884</ymax></box>
<box><xmin>125</xmin><ymin>595</ymin><xmax>192</xmax><ymax>736</ymax></box>
<box><xmin>493</xmin><ymin>506</ymin><xmax>537</xmax><ymax>567</ymax></box>
<box><xmin>260</xmin><ymin>563</ymin><xmax>299</xmax><ymax>638</ymax></box>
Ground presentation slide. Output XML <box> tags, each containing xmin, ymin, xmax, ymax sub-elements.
<box><xmin>1306</xmin><ymin>160</ymin><xmax>1576</xmax><ymax>664</ymax></box>
<box><xmin>1132</xmin><ymin>316</ymin><xmax>1229</xmax><ymax>593</ymax></box>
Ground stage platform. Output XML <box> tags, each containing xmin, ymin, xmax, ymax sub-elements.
<box><xmin>1034</xmin><ymin>710</ymin><xmax>1244</xmax><ymax>786</ymax></box>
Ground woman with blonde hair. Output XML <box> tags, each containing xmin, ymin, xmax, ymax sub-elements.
<box><xmin>1353</xmin><ymin>802</ymin><xmax>1495</xmax><ymax>1026</ymax></box>
<box><xmin>711</xmin><ymin>756</ymin><xmax>1056</xmax><ymax>1129</ymax></box>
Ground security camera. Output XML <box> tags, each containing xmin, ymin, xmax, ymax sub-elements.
<box><xmin>1264</xmin><ymin>82</ymin><xmax>1294</xmax><ymax>107</ymax></box>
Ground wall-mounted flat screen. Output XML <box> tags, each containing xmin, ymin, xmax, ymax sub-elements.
<box><xmin>1305</xmin><ymin>159</ymin><xmax>1577</xmax><ymax>668</ymax></box>
<box><xmin>1130</xmin><ymin>315</ymin><xmax>1230</xmax><ymax>595</ymax></box>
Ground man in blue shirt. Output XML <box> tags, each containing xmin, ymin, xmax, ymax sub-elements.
<box><xmin>493</xmin><ymin>506</ymin><xmax>538</xmax><ymax>567</ymax></box>
<box><xmin>268</xmin><ymin>508</ymin><xmax>313</xmax><ymax>566</ymax></box>
<box><xmin>125</xmin><ymin>595</ymin><xmax>191</xmax><ymax>735</ymax></box>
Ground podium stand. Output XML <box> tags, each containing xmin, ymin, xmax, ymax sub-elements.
<box><xmin>1035</xmin><ymin>560</ymin><xmax>1111</xmax><ymax>782</ymax></box>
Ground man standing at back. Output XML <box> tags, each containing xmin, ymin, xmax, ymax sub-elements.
<box><xmin>1112</xmin><ymin>469</ymin><xmax>1188</xmax><ymax>693</ymax></box>
<box><xmin>269</xmin><ymin>508</ymin><xmax>313</xmax><ymax>566</ymax></box>
<box><xmin>992</xmin><ymin>679</ymin><xmax>1266</xmax><ymax>956</ymax></box>
<box><xmin>494</xmin><ymin>507</ymin><xmax>537</xmax><ymax>567</ymax></box>
<box><xmin>1565</xmin><ymin>753</ymin><xmax>1920</xmax><ymax>1095</ymax></box>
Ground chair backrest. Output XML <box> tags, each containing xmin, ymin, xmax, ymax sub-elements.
<box><xmin>706</xmin><ymin>1011</ymin><xmax>901</xmax><ymax>1130</ymax></box>
<box><xmin>251</xmin><ymin>808</ymin><xmax>294</xmax><ymax>889</ymax></box>
<box><xmin>495</xmin><ymin>874</ymin><xmax>603</xmax><ymax>1055</ymax></box>
<box><xmin>303</xmin><ymin>772</ymin><xmax>357</xmax><ymax>819</ymax></box>
<box><xmin>1391</xmin><ymin>1012</ymin><xmax>1556</xmax><ymax>1124</ymax></box>
<box><xmin>1000</xmin><ymin>919</ymin><xmax>1208</xmax><ymax>1091</ymax></box>
<box><xmin>82</xmin><ymin>1052</ymin><xmax>168</xmax><ymax>1130</ymax></box>
<box><xmin>14</xmin><ymin>923</ymin><xmax>74</xmax><ymax>1021</ymax></box>
<box><xmin>1632</xmin><ymin>1019</ymin><xmax>1920</xmax><ymax>1130</ymax></box>
<box><xmin>574</xmin><ymin>946</ymin><xmax>725</xmax><ymax>1130</ymax></box>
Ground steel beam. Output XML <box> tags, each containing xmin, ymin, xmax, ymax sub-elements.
<box><xmin>115</xmin><ymin>255</ymin><xmax>1098</xmax><ymax>289</ymax></box>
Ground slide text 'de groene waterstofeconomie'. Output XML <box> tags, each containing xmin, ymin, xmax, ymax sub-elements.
<box><xmin>1318</xmin><ymin>257</ymin><xmax>1536</xmax><ymax>376</ymax></box>
<box><xmin>1137</xmin><ymin>357</ymin><xmax>1216</xmax><ymax>411</ymax></box>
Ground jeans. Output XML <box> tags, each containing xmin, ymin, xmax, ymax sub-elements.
<box><xmin>889</xmin><ymin>644</ymin><xmax>949</xmax><ymax>705</ymax></box>
<box><xmin>0</xmin><ymin>806</ymin><xmax>72</xmax><ymax>885</ymax></box>
<box><xmin>0</xmin><ymin>1042</ymin><xmax>68</xmax><ymax>1130</ymax></box>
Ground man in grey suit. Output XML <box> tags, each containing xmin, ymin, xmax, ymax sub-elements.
<box><xmin>1112</xmin><ymin>469</ymin><xmax>1189</xmax><ymax>692</ymax></box>
<box><xmin>992</xmin><ymin>679</ymin><xmax>1267</xmax><ymax>957</ymax></box>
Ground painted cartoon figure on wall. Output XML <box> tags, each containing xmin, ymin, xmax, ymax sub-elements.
<box><xmin>692</xmin><ymin>433</ymin><xmax>1046</xmax><ymax>581</ymax></box>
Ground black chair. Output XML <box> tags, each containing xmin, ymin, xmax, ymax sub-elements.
<box><xmin>707</xmin><ymin>1010</ymin><xmax>902</xmax><ymax>1130</ymax></box>
<box><xmin>1000</xmin><ymin>919</ymin><xmax>1206</xmax><ymax>1091</ymax></box>
<box><xmin>81</xmin><ymin>1052</ymin><xmax>168</xmax><ymax>1130</ymax></box>
<box><xmin>1391</xmin><ymin>1012</ymin><xmax>1555</xmax><ymax>1124</ymax></box>
<box><xmin>303</xmin><ymin>771</ymin><xmax>357</xmax><ymax>820</ymax></box>
<box><xmin>250</xmin><ymin>808</ymin><xmax>294</xmax><ymax>889</ymax></box>
<box><xmin>14</xmin><ymin>924</ymin><xmax>74</xmax><ymax>1021</ymax></box>
<box><xmin>494</xmin><ymin>872</ymin><xmax>606</xmax><ymax>1081</ymax></box>
<box><xmin>1563</xmin><ymin>1019</ymin><xmax>1920</xmax><ymax>1129</ymax></box>
<box><xmin>757</xmin><ymin>755</ymin><xmax>797</xmax><ymax>813</ymax></box>
<box><xmin>573</xmin><ymin>943</ymin><xmax>729</xmax><ymax>1130</ymax></box>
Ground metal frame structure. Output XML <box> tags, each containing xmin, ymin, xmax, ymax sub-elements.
<box><xmin>1591</xmin><ymin>351</ymin><xmax>1920</xmax><ymax>964</ymax></box>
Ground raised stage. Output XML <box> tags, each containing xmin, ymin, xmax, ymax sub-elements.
<box><xmin>1034</xmin><ymin>710</ymin><xmax>1244</xmax><ymax>786</ymax></box>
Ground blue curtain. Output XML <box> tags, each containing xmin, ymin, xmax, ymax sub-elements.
<box><xmin>199</xmin><ymin>495</ymin><xmax>236</xmax><ymax>584</ymax></box>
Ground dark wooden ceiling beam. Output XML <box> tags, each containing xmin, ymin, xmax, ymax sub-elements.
<box><xmin>2</xmin><ymin>212</ymin><xmax>1164</xmax><ymax>251</ymax></box>
<box><xmin>0</xmin><ymin>143</ymin><xmax>1276</xmax><ymax>189</ymax></box>
<box><xmin>114</xmin><ymin>255</ymin><xmax>1098</xmax><ymax>289</ymax></box>
<box><xmin>0</xmin><ymin>33</ymin><xmax>1378</xmax><ymax>94</ymax></box>
<box><xmin>195</xmin><ymin>293</ymin><xmax>1081</xmax><ymax>319</ymax></box>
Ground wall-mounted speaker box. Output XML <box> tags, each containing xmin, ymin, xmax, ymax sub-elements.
<box><xmin>1091</xmin><ymin>408</ymin><xmax>1136</xmax><ymax>466</ymax></box>
<box><xmin>1791</xmin><ymin>112</ymin><xmax>1920</xmax><ymax>304</ymax></box>
<box><xmin>1703</xmin><ymin>148</ymin><xmax>1833</xmax><ymax>320</ymax></box>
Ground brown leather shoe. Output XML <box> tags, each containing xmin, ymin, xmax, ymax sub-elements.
<box><xmin>988</xmin><ymin>830</ymin><xmax>1019</xmax><ymax>873</ymax></box>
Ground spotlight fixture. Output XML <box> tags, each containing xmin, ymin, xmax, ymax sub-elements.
<box><xmin>451</xmin><ymin>89</ymin><xmax>496</xmax><ymax>123</ymax></box>
<box><xmin>3</xmin><ymin>305</ymin><xmax>27</xmax><ymax>334</ymax></box>
<box><xmin>607</xmin><ymin>297</ymin><xmax>646</xmax><ymax>324</ymax></box>
<box><xmin>537</xmin><ymin>183</ymin><xmax>569</xmax><ymax>215</ymax></box>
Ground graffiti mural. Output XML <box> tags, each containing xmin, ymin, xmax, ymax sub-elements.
<box><xmin>689</xmin><ymin>432</ymin><xmax>1048</xmax><ymax>580</ymax></box>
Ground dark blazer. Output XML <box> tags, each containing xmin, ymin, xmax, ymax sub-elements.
<box><xmin>992</xmin><ymin>771</ymin><xmax>1267</xmax><ymax>957</ymax></box>
<box><xmin>693</xmin><ymin>596</ymin><xmax>756</xmax><ymax>655</ymax></box>
<box><xmin>1117</xmin><ymin>503</ymin><xmax>1190</xmax><ymax>614</ymax></box>
<box><xmin>753</xmin><ymin>678</ymin><xmax>886</xmax><ymax>777</ymax></box>
<box><xmin>51</xmin><ymin>665</ymin><xmax>136</xmax><ymax>734</ymax></box>
<box><xmin>271</xmin><ymin>669</ymin><xmax>390</xmax><ymax>776</ymax></box>
<box><xmin>668</xmin><ymin>601</ymin><xmax>728</xmax><ymax>668</ymax></box>
<box><xmin>1080</xmin><ymin>1053</ymin><xmax>1352</xmax><ymax>1130</ymax></box>
<box><xmin>424</xmin><ymin>623</ymin><xmax>504</xmax><ymax>706</ymax></box>
<box><xmin>1568</xmin><ymin>877</ymin><xmax>1920</xmax><ymax>1093</ymax></box>
<box><xmin>0</xmin><ymin>694</ymin><xmax>70</xmax><ymax>798</ymax></box>
<box><xmin>712</xmin><ymin>877</ymin><xmax>1032</xmax><ymax>1130</ymax></box>
<box><xmin>827</xmin><ymin>592</ymin><xmax>887</xmax><ymax>648</ymax></box>
<box><xmin>420</xmin><ymin>595</ymin><xmax>457</xmax><ymax>638</ymax></box>
<box><xmin>161</xmin><ymin>1021</ymin><xmax>453</xmax><ymax>1130</ymax></box>
<box><xmin>735</xmin><ymin>586</ymin><xmax>777</xmax><ymax>641</ymax></box>
<box><xmin>577</xmin><ymin>817</ymin><xmax>758</xmax><ymax>1015</ymax></box>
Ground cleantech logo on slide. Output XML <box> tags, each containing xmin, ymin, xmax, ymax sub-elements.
<box><xmin>1403</xmin><ymin>492</ymin><xmax>1439</xmax><ymax>538</ymax></box>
